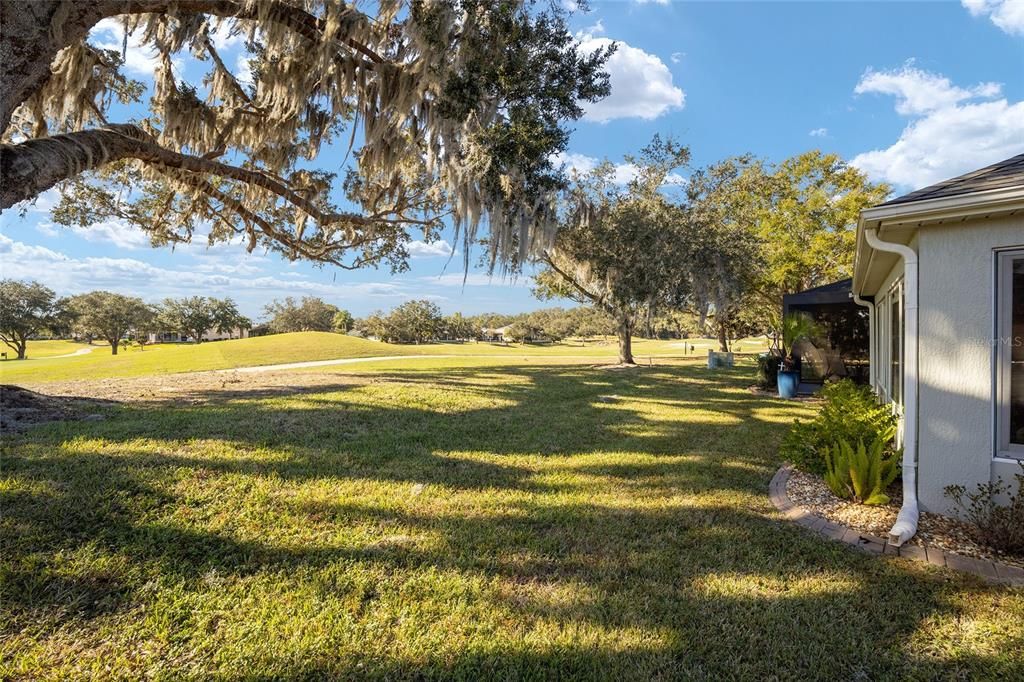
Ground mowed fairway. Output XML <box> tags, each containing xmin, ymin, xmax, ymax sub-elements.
<box><xmin>0</xmin><ymin>332</ymin><xmax>767</xmax><ymax>384</ymax></box>
<box><xmin>3</xmin><ymin>354</ymin><xmax>1023</xmax><ymax>679</ymax></box>
<box><xmin>0</xmin><ymin>340</ymin><xmax>95</xmax><ymax>360</ymax></box>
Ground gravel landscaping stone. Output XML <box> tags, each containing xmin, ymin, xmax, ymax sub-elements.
<box><xmin>785</xmin><ymin>466</ymin><xmax>1024</xmax><ymax>570</ymax></box>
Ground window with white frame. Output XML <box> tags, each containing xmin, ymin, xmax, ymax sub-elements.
<box><xmin>876</xmin><ymin>296</ymin><xmax>889</xmax><ymax>398</ymax></box>
<box><xmin>996</xmin><ymin>249</ymin><xmax>1024</xmax><ymax>458</ymax></box>
<box><xmin>889</xmin><ymin>280</ymin><xmax>904</xmax><ymax>406</ymax></box>
<box><xmin>874</xmin><ymin>280</ymin><xmax>904</xmax><ymax>406</ymax></box>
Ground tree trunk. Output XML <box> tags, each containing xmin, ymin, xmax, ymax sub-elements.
<box><xmin>16</xmin><ymin>337</ymin><xmax>27</xmax><ymax>360</ymax></box>
<box><xmin>1</xmin><ymin>126</ymin><xmax>149</xmax><ymax>208</ymax></box>
<box><xmin>110</xmin><ymin>340</ymin><xmax>118</xmax><ymax>355</ymax></box>
<box><xmin>1</xmin><ymin>1</ymin><xmax>340</xmax><ymax>134</ymax></box>
<box><xmin>0</xmin><ymin>1</ymin><xmax>109</xmax><ymax>133</ymax></box>
<box><xmin>717</xmin><ymin>322</ymin><xmax>729</xmax><ymax>353</ymax></box>
<box><xmin>616</xmin><ymin>315</ymin><xmax>635</xmax><ymax>365</ymax></box>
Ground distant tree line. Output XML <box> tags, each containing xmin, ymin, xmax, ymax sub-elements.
<box><xmin>1</xmin><ymin>280</ymin><xmax>714</xmax><ymax>360</ymax></box>
<box><xmin>0</xmin><ymin>279</ymin><xmax>251</xmax><ymax>357</ymax></box>
<box><xmin>350</xmin><ymin>300</ymin><xmax>701</xmax><ymax>345</ymax></box>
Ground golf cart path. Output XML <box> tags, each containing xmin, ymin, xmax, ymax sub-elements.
<box><xmin>220</xmin><ymin>352</ymin><xmax>697</xmax><ymax>374</ymax></box>
<box><xmin>222</xmin><ymin>355</ymin><xmax>455</xmax><ymax>373</ymax></box>
<box><xmin>45</xmin><ymin>347</ymin><xmax>97</xmax><ymax>359</ymax></box>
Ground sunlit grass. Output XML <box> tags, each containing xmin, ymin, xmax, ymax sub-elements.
<box><xmin>3</xmin><ymin>357</ymin><xmax>1021</xmax><ymax>679</ymax></box>
<box><xmin>0</xmin><ymin>331</ymin><xmax>769</xmax><ymax>384</ymax></box>
<box><xmin>0</xmin><ymin>339</ymin><xmax>92</xmax><ymax>360</ymax></box>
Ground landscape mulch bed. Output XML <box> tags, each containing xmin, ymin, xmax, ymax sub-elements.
<box><xmin>786</xmin><ymin>467</ymin><xmax>1024</xmax><ymax>569</ymax></box>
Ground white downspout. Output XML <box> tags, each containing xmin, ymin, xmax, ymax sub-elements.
<box><xmin>864</xmin><ymin>228</ymin><xmax>919</xmax><ymax>546</ymax></box>
<box><xmin>851</xmin><ymin>292</ymin><xmax>875</xmax><ymax>389</ymax></box>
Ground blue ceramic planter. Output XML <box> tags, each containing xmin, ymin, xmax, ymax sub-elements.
<box><xmin>777</xmin><ymin>370</ymin><xmax>800</xmax><ymax>399</ymax></box>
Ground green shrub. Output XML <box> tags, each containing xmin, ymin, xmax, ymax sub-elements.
<box><xmin>824</xmin><ymin>438</ymin><xmax>900</xmax><ymax>505</ymax></box>
<box><xmin>755</xmin><ymin>353</ymin><xmax>780</xmax><ymax>389</ymax></box>
<box><xmin>945</xmin><ymin>462</ymin><xmax>1024</xmax><ymax>556</ymax></box>
<box><xmin>780</xmin><ymin>379</ymin><xmax>898</xmax><ymax>474</ymax></box>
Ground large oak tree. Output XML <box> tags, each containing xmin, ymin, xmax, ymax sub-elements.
<box><xmin>534</xmin><ymin>136</ymin><xmax>690</xmax><ymax>365</ymax></box>
<box><xmin>1</xmin><ymin>0</ymin><xmax>610</xmax><ymax>271</ymax></box>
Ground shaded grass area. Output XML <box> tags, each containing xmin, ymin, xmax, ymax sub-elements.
<box><xmin>0</xmin><ymin>331</ymin><xmax>768</xmax><ymax>384</ymax></box>
<box><xmin>3</xmin><ymin>359</ymin><xmax>1022</xmax><ymax>679</ymax></box>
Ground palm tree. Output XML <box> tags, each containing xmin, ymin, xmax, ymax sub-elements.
<box><xmin>779</xmin><ymin>313</ymin><xmax>820</xmax><ymax>370</ymax></box>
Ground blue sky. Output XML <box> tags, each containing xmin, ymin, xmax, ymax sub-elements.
<box><xmin>2</xmin><ymin>0</ymin><xmax>1022</xmax><ymax>320</ymax></box>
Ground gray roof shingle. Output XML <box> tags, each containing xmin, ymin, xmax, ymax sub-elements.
<box><xmin>879</xmin><ymin>152</ymin><xmax>1024</xmax><ymax>207</ymax></box>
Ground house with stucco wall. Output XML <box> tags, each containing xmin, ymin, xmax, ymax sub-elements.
<box><xmin>852</xmin><ymin>153</ymin><xmax>1024</xmax><ymax>546</ymax></box>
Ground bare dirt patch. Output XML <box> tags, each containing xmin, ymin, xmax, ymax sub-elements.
<box><xmin>17</xmin><ymin>369</ymin><xmax>376</xmax><ymax>406</ymax></box>
<box><xmin>786</xmin><ymin>467</ymin><xmax>1024</xmax><ymax>569</ymax></box>
<box><xmin>0</xmin><ymin>385</ymin><xmax>112</xmax><ymax>432</ymax></box>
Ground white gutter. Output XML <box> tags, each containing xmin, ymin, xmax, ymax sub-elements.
<box><xmin>851</xmin><ymin>292</ymin><xmax>875</xmax><ymax>388</ymax></box>
<box><xmin>863</xmin><ymin>228</ymin><xmax>919</xmax><ymax>546</ymax></box>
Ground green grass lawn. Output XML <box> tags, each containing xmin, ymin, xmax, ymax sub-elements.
<box><xmin>3</xmin><ymin>356</ymin><xmax>1022</xmax><ymax>679</ymax></box>
<box><xmin>1</xmin><ymin>339</ymin><xmax>94</xmax><ymax>360</ymax></box>
<box><xmin>0</xmin><ymin>331</ymin><xmax>769</xmax><ymax>384</ymax></box>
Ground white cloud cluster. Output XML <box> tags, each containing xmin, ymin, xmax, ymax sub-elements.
<box><xmin>425</xmin><ymin>273</ymin><xmax>528</xmax><ymax>288</ymax></box>
<box><xmin>809</xmin><ymin>127</ymin><xmax>829</xmax><ymax>138</ymax></box>
<box><xmin>90</xmin><ymin>18</ymin><xmax>173</xmax><ymax>78</ymax></box>
<box><xmin>854</xmin><ymin>63</ymin><xmax>1001</xmax><ymax>116</ymax></box>
<box><xmin>576</xmin><ymin>28</ymin><xmax>684</xmax><ymax>122</ymax></box>
<box><xmin>407</xmin><ymin>240</ymin><xmax>455</xmax><ymax>258</ymax></box>
<box><xmin>0</xmin><ymin>232</ymin><xmax>425</xmax><ymax>311</ymax></box>
<box><xmin>58</xmin><ymin>219</ymin><xmax>154</xmax><ymax>250</ymax></box>
<box><xmin>851</xmin><ymin>64</ymin><xmax>1024</xmax><ymax>190</ymax></box>
<box><xmin>962</xmin><ymin>0</ymin><xmax>1024</xmax><ymax>35</ymax></box>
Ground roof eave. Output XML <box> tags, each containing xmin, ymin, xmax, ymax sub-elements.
<box><xmin>854</xmin><ymin>185</ymin><xmax>1024</xmax><ymax>295</ymax></box>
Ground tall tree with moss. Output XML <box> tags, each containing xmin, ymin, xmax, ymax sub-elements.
<box><xmin>534</xmin><ymin>136</ymin><xmax>690</xmax><ymax>365</ymax></box>
<box><xmin>681</xmin><ymin>156</ymin><xmax>771</xmax><ymax>352</ymax></box>
<box><xmin>1</xmin><ymin>0</ymin><xmax>611</xmax><ymax>273</ymax></box>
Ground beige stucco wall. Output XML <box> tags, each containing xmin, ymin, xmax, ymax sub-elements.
<box><xmin>916</xmin><ymin>214</ymin><xmax>1024</xmax><ymax>512</ymax></box>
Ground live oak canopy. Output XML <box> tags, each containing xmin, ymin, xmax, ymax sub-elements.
<box><xmin>0</xmin><ymin>0</ymin><xmax>611</xmax><ymax>271</ymax></box>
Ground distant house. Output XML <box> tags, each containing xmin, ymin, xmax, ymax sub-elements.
<box><xmin>147</xmin><ymin>326</ymin><xmax>250</xmax><ymax>344</ymax></box>
<box><xmin>481</xmin><ymin>326</ymin><xmax>509</xmax><ymax>342</ymax></box>
<box><xmin>852</xmin><ymin>153</ymin><xmax>1024</xmax><ymax>545</ymax></box>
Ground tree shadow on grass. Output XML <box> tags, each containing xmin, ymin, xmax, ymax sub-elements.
<box><xmin>3</xmin><ymin>363</ymin><xmax>1020</xmax><ymax>678</ymax></box>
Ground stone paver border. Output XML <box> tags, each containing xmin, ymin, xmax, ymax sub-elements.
<box><xmin>769</xmin><ymin>465</ymin><xmax>1024</xmax><ymax>586</ymax></box>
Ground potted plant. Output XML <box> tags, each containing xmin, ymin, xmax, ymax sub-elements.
<box><xmin>776</xmin><ymin>313</ymin><xmax>818</xmax><ymax>399</ymax></box>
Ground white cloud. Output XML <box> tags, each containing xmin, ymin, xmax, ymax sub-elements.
<box><xmin>209</xmin><ymin>20</ymin><xmax>245</xmax><ymax>51</ymax></box>
<box><xmin>670</xmin><ymin>52</ymin><xmax>684</xmax><ymax>64</ymax></box>
<box><xmin>35</xmin><ymin>222</ymin><xmax>59</xmax><ymax>237</ymax></box>
<box><xmin>235</xmin><ymin>54</ymin><xmax>254</xmax><ymax>87</ymax></box>
<box><xmin>425</xmin><ymin>273</ymin><xmax>527</xmax><ymax>288</ymax></box>
<box><xmin>962</xmin><ymin>0</ymin><xmax>1024</xmax><ymax>35</ymax></box>
<box><xmin>552</xmin><ymin>151</ymin><xmax>686</xmax><ymax>186</ymax></box>
<box><xmin>809</xmin><ymin>127</ymin><xmax>828</xmax><ymax>137</ymax></box>
<box><xmin>850</xmin><ymin>65</ymin><xmax>1024</xmax><ymax>190</ymax></box>
<box><xmin>855</xmin><ymin>62</ymin><xmax>1001</xmax><ymax>115</ymax></box>
<box><xmin>577</xmin><ymin>35</ymin><xmax>684</xmax><ymax>122</ymax></box>
<box><xmin>406</xmin><ymin>239</ymin><xmax>455</xmax><ymax>258</ymax></box>
<box><xmin>634</xmin><ymin>0</ymin><xmax>671</xmax><ymax>5</ymax></box>
<box><xmin>0</xmin><ymin>233</ymin><xmax>69</xmax><ymax>265</ymax></box>
<box><xmin>65</xmin><ymin>219</ymin><xmax>153</xmax><ymax>250</ymax></box>
<box><xmin>90</xmin><ymin>18</ymin><xmax>169</xmax><ymax>78</ymax></box>
<box><xmin>0</xmin><ymin>233</ymin><xmax>419</xmax><ymax>310</ymax></box>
